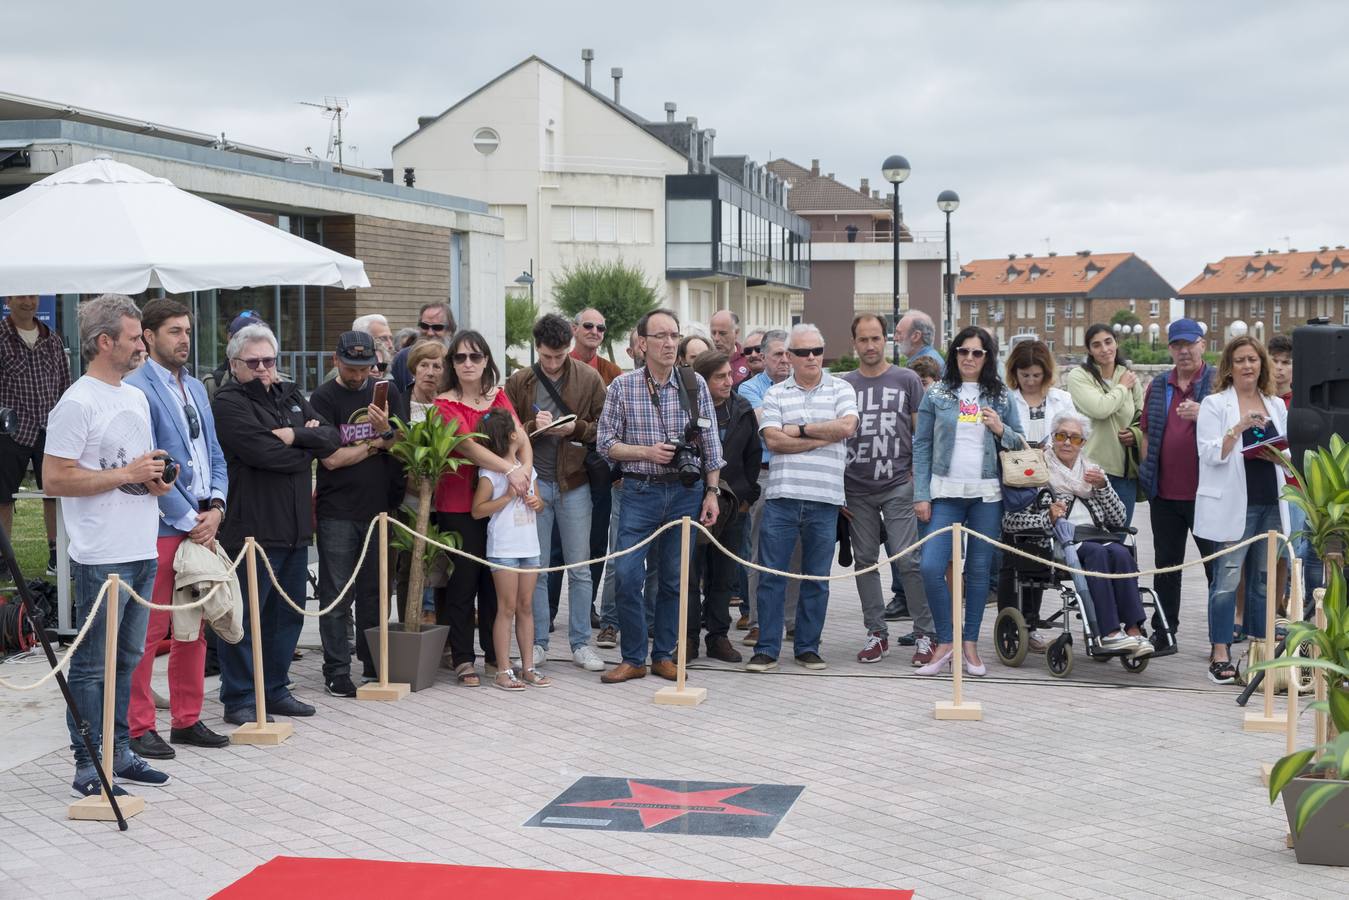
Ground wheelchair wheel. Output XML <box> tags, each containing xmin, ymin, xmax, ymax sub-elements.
<box><xmin>1120</xmin><ymin>654</ymin><xmax>1149</xmax><ymax>674</ymax></box>
<box><xmin>1047</xmin><ymin>636</ymin><xmax>1074</xmax><ymax>678</ymax></box>
<box><xmin>994</xmin><ymin>607</ymin><xmax>1029</xmax><ymax>667</ymax></box>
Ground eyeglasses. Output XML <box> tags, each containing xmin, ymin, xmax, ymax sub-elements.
<box><xmin>789</xmin><ymin>346</ymin><xmax>825</xmax><ymax>358</ymax></box>
<box><xmin>1052</xmin><ymin>431</ymin><xmax>1086</xmax><ymax>447</ymax></box>
<box><xmin>234</xmin><ymin>356</ymin><xmax>277</xmax><ymax>370</ymax></box>
<box><xmin>580</xmin><ymin>322</ymin><xmax>607</xmax><ymax>333</ymax></box>
<box><xmin>183</xmin><ymin>402</ymin><xmax>200</xmax><ymax>440</ymax></box>
<box><xmin>743</xmin><ymin>345</ymin><xmax>762</xmax><ymax>355</ymax></box>
<box><xmin>452</xmin><ymin>351</ymin><xmax>486</xmax><ymax>365</ymax></box>
<box><xmin>418</xmin><ymin>321</ymin><xmax>448</xmax><ymax>332</ymax></box>
<box><xmin>644</xmin><ymin>332</ymin><xmax>682</xmax><ymax>343</ymax></box>
<box><xmin>956</xmin><ymin>347</ymin><xmax>987</xmax><ymax>359</ymax></box>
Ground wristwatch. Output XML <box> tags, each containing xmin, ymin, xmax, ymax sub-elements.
<box><xmin>705</xmin><ymin>484</ymin><xmax>721</xmax><ymax>496</ymax></box>
<box><xmin>209</xmin><ymin>499</ymin><xmax>225</xmax><ymax>514</ymax></box>
<box><xmin>379</xmin><ymin>428</ymin><xmax>396</xmax><ymax>441</ymax></box>
<box><xmin>798</xmin><ymin>422</ymin><xmax>809</xmax><ymax>439</ymax></box>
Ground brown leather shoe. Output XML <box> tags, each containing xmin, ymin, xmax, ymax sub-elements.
<box><xmin>600</xmin><ymin>662</ymin><xmax>648</xmax><ymax>684</ymax></box>
<box><xmin>706</xmin><ymin>636</ymin><xmax>743</xmax><ymax>664</ymax></box>
<box><xmin>650</xmin><ymin>659</ymin><xmax>679</xmax><ymax>681</ymax></box>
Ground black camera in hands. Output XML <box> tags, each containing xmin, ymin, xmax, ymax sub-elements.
<box><xmin>0</xmin><ymin>407</ymin><xmax>16</xmax><ymax>438</ymax></box>
<box><xmin>667</xmin><ymin>421</ymin><xmax>703</xmax><ymax>487</ymax></box>
<box><xmin>155</xmin><ymin>453</ymin><xmax>180</xmax><ymax>485</ymax></box>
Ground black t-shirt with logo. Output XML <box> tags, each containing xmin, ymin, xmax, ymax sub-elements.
<box><xmin>310</xmin><ymin>377</ymin><xmax>405</xmax><ymax>522</ymax></box>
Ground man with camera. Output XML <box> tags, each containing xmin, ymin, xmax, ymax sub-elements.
<box><xmin>123</xmin><ymin>299</ymin><xmax>231</xmax><ymax>761</ymax></box>
<box><xmin>596</xmin><ymin>308</ymin><xmax>723</xmax><ymax>683</ymax></box>
<box><xmin>747</xmin><ymin>324</ymin><xmax>858</xmax><ymax>673</ymax></box>
<box><xmin>43</xmin><ymin>294</ymin><xmax>175</xmax><ymax>797</ymax></box>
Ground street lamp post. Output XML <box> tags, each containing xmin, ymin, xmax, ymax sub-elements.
<box><xmin>515</xmin><ymin>260</ymin><xmax>536</xmax><ymax>364</ymax></box>
<box><xmin>1132</xmin><ymin>323</ymin><xmax>1143</xmax><ymax>348</ymax></box>
<box><xmin>882</xmin><ymin>154</ymin><xmax>911</xmax><ymax>363</ymax></box>
<box><xmin>1149</xmin><ymin>322</ymin><xmax>1160</xmax><ymax>351</ymax></box>
<box><xmin>937</xmin><ymin>190</ymin><xmax>960</xmax><ymax>348</ymax></box>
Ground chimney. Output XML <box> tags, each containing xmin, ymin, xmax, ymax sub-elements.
<box><xmin>1048</xmin><ymin>251</ymin><xmax>1057</xmax><ymax>257</ymax></box>
<box><xmin>1008</xmin><ymin>253</ymin><xmax>1017</xmax><ymax>260</ymax></box>
<box><xmin>664</xmin><ymin>101</ymin><xmax>676</xmax><ymax>123</ymax></box>
<box><xmin>611</xmin><ymin>67</ymin><xmax>623</xmax><ymax>104</ymax></box>
<box><xmin>871</xmin><ymin>190</ymin><xmax>879</xmax><ymax>200</ymax></box>
<box><xmin>403</xmin><ymin>167</ymin><xmax>416</xmax><ymax>188</ymax></box>
<box><xmin>416</xmin><ymin>115</ymin><xmax>435</xmax><ymax>129</ymax></box>
<box><xmin>1320</xmin><ymin>245</ymin><xmax>1330</xmax><ymax>252</ymax></box>
<box><xmin>581</xmin><ymin>49</ymin><xmax>594</xmax><ymax>88</ymax></box>
<box><xmin>810</xmin><ymin>158</ymin><xmax>820</xmax><ymax>176</ymax></box>
<box><xmin>827</xmin><ymin>172</ymin><xmax>835</xmax><ymax>180</ymax></box>
<box><xmin>1077</xmin><ymin>249</ymin><xmax>1091</xmax><ymax>256</ymax></box>
<box><xmin>1024</xmin><ymin>253</ymin><xmax>1033</xmax><ymax>258</ymax></box>
<box><xmin>705</xmin><ymin>127</ymin><xmax>715</xmax><ymax>160</ymax></box>
<box><xmin>859</xmin><ymin>177</ymin><xmax>869</xmax><ymax>195</ymax></box>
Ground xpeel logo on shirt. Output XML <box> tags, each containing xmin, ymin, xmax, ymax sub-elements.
<box><xmin>339</xmin><ymin>408</ymin><xmax>377</xmax><ymax>446</ymax></box>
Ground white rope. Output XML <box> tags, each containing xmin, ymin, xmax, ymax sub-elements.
<box><xmin>0</xmin><ymin>581</ymin><xmax>107</xmax><ymax>691</ymax></box>
<box><xmin>123</xmin><ymin>545</ymin><xmax>249</xmax><ymax>612</ymax></box>
<box><xmin>261</xmin><ymin>516</ymin><xmax>381</xmax><ymax>618</ymax></box>
<box><xmin>692</xmin><ymin>521</ymin><xmax>957</xmax><ymax>581</ymax></box>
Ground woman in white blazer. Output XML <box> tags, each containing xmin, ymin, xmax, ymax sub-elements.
<box><xmin>1194</xmin><ymin>336</ymin><xmax>1289</xmax><ymax>685</ymax></box>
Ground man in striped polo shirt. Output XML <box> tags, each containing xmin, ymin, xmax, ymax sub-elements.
<box><xmin>746</xmin><ymin>324</ymin><xmax>858</xmax><ymax>672</ymax></box>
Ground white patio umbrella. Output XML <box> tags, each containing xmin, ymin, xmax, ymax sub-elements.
<box><xmin>0</xmin><ymin>156</ymin><xmax>370</xmax><ymax>294</ymax></box>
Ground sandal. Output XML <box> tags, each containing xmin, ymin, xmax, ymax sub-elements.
<box><xmin>522</xmin><ymin>668</ymin><xmax>552</xmax><ymax>688</ymax></box>
<box><xmin>493</xmin><ymin>669</ymin><xmax>525</xmax><ymax>691</ymax></box>
<box><xmin>454</xmin><ymin>662</ymin><xmax>481</xmax><ymax>687</ymax></box>
<box><xmin>1207</xmin><ymin>659</ymin><xmax>1238</xmax><ymax>685</ymax></box>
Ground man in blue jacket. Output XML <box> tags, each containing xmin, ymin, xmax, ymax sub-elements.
<box><xmin>124</xmin><ymin>299</ymin><xmax>231</xmax><ymax>759</ymax></box>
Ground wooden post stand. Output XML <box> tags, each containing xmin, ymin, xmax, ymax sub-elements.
<box><xmin>69</xmin><ymin>575</ymin><xmax>145</xmax><ymax>821</ymax></box>
<box><xmin>1245</xmin><ymin>530</ymin><xmax>1284</xmax><ymax>732</ymax></box>
<box><xmin>230</xmin><ymin>539</ymin><xmax>294</xmax><ymax>745</ymax></box>
<box><xmin>655</xmin><ymin>517</ymin><xmax>706</xmax><ymax>706</ymax></box>
<box><xmin>1262</xmin><ymin>560</ymin><xmax>1304</xmax><ymax>786</ymax></box>
<box><xmin>359</xmin><ymin>513</ymin><xmax>410</xmax><ymax>701</ymax></box>
<box><xmin>935</xmin><ymin>524</ymin><xmax>982</xmax><ymax>721</ymax></box>
<box><xmin>1312</xmin><ymin>589</ymin><xmax>1328</xmax><ymax>753</ymax></box>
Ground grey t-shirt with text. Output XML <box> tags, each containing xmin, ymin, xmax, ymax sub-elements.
<box><xmin>841</xmin><ymin>365</ymin><xmax>924</xmax><ymax>492</ymax></box>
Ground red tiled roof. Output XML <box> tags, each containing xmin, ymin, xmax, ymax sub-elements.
<box><xmin>766</xmin><ymin>158</ymin><xmax>889</xmax><ymax>212</ymax></box>
<box><xmin>957</xmin><ymin>252</ymin><xmax>1135</xmax><ymax>297</ymax></box>
<box><xmin>1178</xmin><ymin>249</ymin><xmax>1349</xmax><ymax>297</ymax></box>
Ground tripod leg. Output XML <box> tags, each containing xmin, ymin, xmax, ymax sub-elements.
<box><xmin>0</xmin><ymin>523</ymin><xmax>128</xmax><ymax>830</ymax></box>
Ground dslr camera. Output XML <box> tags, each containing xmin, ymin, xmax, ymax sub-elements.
<box><xmin>666</xmin><ymin>420</ymin><xmax>703</xmax><ymax>487</ymax></box>
<box><xmin>0</xmin><ymin>407</ymin><xmax>16</xmax><ymax>438</ymax></box>
<box><xmin>155</xmin><ymin>453</ymin><xmax>180</xmax><ymax>485</ymax></box>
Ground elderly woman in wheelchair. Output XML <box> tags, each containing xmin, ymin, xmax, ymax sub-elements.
<box><xmin>999</xmin><ymin>412</ymin><xmax>1158</xmax><ymax>674</ymax></box>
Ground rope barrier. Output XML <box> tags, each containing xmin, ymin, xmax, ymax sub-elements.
<box><xmin>0</xmin><ymin>581</ymin><xmax>107</xmax><ymax>692</ymax></box>
<box><xmin>260</xmin><ymin>517</ymin><xmax>380</xmax><ymax>618</ymax></box>
<box><xmin>122</xmin><ymin>545</ymin><xmax>250</xmax><ymax>612</ymax></box>
<box><xmin>692</xmin><ymin>521</ymin><xmax>956</xmax><ymax>581</ymax></box>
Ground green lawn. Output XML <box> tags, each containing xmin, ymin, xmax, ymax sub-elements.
<box><xmin>6</xmin><ymin>479</ymin><xmax>55</xmax><ymax>582</ymax></box>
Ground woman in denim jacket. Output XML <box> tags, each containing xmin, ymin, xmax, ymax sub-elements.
<box><xmin>912</xmin><ymin>326</ymin><xmax>1027</xmax><ymax>676</ymax></box>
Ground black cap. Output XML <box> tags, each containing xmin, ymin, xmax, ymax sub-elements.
<box><xmin>335</xmin><ymin>331</ymin><xmax>378</xmax><ymax>366</ymax></box>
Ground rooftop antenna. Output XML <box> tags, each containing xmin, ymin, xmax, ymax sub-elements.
<box><xmin>1281</xmin><ymin>235</ymin><xmax>1291</xmax><ymax>252</ymax></box>
<box><xmin>298</xmin><ymin>97</ymin><xmax>348</xmax><ymax>167</ymax></box>
<box><xmin>1043</xmin><ymin>237</ymin><xmax>1052</xmax><ymax>256</ymax></box>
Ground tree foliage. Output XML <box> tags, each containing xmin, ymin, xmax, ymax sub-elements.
<box><xmin>551</xmin><ymin>260</ymin><xmax>661</xmax><ymax>360</ymax></box>
<box><xmin>1110</xmin><ymin>308</ymin><xmax>1141</xmax><ymax>328</ymax></box>
<box><xmin>503</xmin><ymin>292</ymin><xmax>539</xmax><ymax>373</ymax></box>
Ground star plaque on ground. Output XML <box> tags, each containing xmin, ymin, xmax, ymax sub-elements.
<box><xmin>526</xmin><ymin>777</ymin><xmax>805</xmax><ymax>837</ymax></box>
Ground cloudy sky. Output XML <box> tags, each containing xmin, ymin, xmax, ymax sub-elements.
<box><xmin>5</xmin><ymin>0</ymin><xmax>1347</xmax><ymax>288</ymax></box>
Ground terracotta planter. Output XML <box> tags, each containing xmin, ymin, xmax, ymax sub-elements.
<box><xmin>365</xmin><ymin>623</ymin><xmax>448</xmax><ymax>693</ymax></box>
<box><xmin>1281</xmin><ymin>775</ymin><xmax>1349</xmax><ymax>866</ymax></box>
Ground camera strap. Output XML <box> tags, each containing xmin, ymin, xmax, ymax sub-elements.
<box><xmin>532</xmin><ymin>363</ymin><xmax>573</xmax><ymax>417</ymax></box>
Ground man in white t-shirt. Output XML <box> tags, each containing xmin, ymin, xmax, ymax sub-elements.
<box><xmin>43</xmin><ymin>294</ymin><xmax>174</xmax><ymax>799</ymax></box>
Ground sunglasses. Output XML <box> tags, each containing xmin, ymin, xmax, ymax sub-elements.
<box><xmin>743</xmin><ymin>345</ymin><xmax>762</xmax><ymax>355</ymax></box>
<box><xmin>1053</xmin><ymin>431</ymin><xmax>1086</xmax><ymax>447</ymax></box>
<box><xmin>580</xmin><ymin>322</ymin><xmax>607</xmax><ymax>333</ymax></box>
<box><xmin>184</xmin><ymin>403</ymin><xmax>200</xmax><ymax>440</ymax></box>
<box><xmin>956</xmin><ymin>347</ymin><xmax>987</xmax><ymax>358</ymax></box>
<box><xmin>452</xmin><ymin>351</ymin><xmax>486</xmax><ymax>365</ymax></box>
<box><xmin>418</xmin><ymin>321</ymin><xmax>448</xmax><ymax>332</ymax></box>
<box><xmin>789</xmin><ymin>346</ymin><xmax>825</xmax><ymax>358</ymax></box>
<box><xmin>235</xmin><ymin>356</ymin><xmax>277</xmax><ymax>371</ymax></box>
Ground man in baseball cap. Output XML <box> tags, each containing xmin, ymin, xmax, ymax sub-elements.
<box><xmin>228</xmin><ymin>310</ymin><xmax>267</xmax><ymax>337</ymax></box>
<box><xmin>1138</xmin><ymin>316</ymin><xmax>1216</xmax><ymax>653</ymax></box>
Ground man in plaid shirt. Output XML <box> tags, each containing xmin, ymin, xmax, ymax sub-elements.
<box><xmin>597</xmin><ymin>308</ymin><xmax>724</xmax><ymax>684</ymax></box>
<box><xmin>0</xmin><ymin>295</ymin><xmax>70</xmax><ymax>577</ymax></box>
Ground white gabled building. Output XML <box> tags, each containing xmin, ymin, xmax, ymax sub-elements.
<box><xmin>392</xmin><ymin>53</ymin><xmax>810</xmax><ymax>342</ymax></box>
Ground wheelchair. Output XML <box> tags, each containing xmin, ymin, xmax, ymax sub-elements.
<box><xmin>993</xmin><ymin>515</ymin><xmax>1176</xmax><ymax>679</ymax></box>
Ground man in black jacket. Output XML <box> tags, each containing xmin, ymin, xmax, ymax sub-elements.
<box><xmin>690</xmin><ymin>351</ymin><xmax>761</xmax><ymax>662</ymax></box>
<box><xmin>212</xmin><ymin>324</ymin><xmax>339</xmax><ymax>724</ymax></box>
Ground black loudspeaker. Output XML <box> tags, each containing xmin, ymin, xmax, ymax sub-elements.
<box><xmin>1289</xmin><ymin>323</ymin><xmax>1349</xmax><ymax>470</ymax></box>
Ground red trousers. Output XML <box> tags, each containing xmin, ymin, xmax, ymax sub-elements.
<box><xmin>128</xmin><ymin>534</ymin><xmax>206</xmax><ymax>737</ymax></box>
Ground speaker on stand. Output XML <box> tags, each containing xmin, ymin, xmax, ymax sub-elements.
<box><xmin>1288</xmin><ymin>321</ymin><xmax>1349</xmax><ymax>469</ymax></box>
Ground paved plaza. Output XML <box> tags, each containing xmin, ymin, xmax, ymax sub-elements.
<box><xmin>0</xmin><ymin>513</ymin><xmax>1339</xmax><ymax>899</ymax></box>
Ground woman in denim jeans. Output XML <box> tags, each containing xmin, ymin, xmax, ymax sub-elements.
<box><xmin>912</xmin><ymin>327</ymin><xmax>1026</xmax><ymax>677</ymax></box>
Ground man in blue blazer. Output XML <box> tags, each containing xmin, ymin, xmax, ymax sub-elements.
<box><xmin>124</xmin><ymin>299</ymin><xmax>231</xmax><ymax>759</ymax></box>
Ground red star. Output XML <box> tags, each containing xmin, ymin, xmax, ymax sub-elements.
<box><xmin>563</xmin><ymin>780</ymin><xmax>770</xmax><ymax>829</ymax></box>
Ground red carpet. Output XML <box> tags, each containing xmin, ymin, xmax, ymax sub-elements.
<box><xmin>212</xmin><ymin>857</ymin><xmax>912</xmax><ymax>899</ymax></box>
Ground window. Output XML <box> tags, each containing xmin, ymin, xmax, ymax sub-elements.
<box><xmin>1274</xmin><ymin>304</ymin><xmax>1282</xmax><ymax>329</ymax></box>
<box><xmin>1045</xmin><ymin>300</ymin><xmax>1055</xmax><ymax>330</ymax></box>
<box><xmin>1210</xmin><ymin>301</ymin><xmax>1219</xmax><ymax>329</ymax></box>
<box><xmin>1149</xmin><ymin>299</ymin><xmax>1160</xmax><ymax>318</ymax></box>
<box><xmin>472</xmin><ymin>127</ymin><xmax>500</xmax><ymax>155</ymax></box>
<box><xmin>1047</xmin><ymin>340</ymin><xmax>1055</xmax><ymax>353</ymax></box>
<box><xmin>550</xmin><ymin>206</ymin><xmax>653</xmax><ymax>244</ymax></box>
<box><xmin>489</xmin><ymin>204</ymin><xmax>527</xmax><ymax>242</ymax></box>
<box><xmin>970</xmin><ymin>302</ymin><xmax>980</xmax><ymax>326</ymax></box>
<box><xmin>1016</xmin><ymin>299</ymin><xmax>1026</xmax><ymax>319</ymax></box>
<box><xmin>595</xmin><ymin>207</ymin><xmax>617</xmax><ymax>243</ymax></box>
<box><xmin>1343</xmin><ymin>297</ymin><xmax>1349</xmax><ymax>326</ymax></box>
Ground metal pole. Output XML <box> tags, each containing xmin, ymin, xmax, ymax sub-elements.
<box><xmin>944</xmin><ymin>210</ymin><xmax>954</xmax><ymax>346</ymax></box>
<box><xmin>892</xmin><ymin>190</ymin><xmax>901</xmax><ymax>363</ymax></box>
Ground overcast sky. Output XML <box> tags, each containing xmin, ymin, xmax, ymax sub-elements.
<box><xmin>6</xmin><ymin>0</ymin><xmax>1347</xmax><ymax>289</ymax></box>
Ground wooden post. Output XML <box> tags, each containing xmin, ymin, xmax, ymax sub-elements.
<box><xmin>230</xmin><ymin>539</ymin><xmax>294</xmax><ymax>745</ymax></box>
<box><xmin>1262</xmin><ymin>559</ymin><xmax>1305</xmax><ymax>786</ymax></box>
<box><xmin>1244</xmin><ymin>530</ymin><xmax>1284</xmax><ymax>732</ymax></box>
<box><xmin>936</xmin><ymin>523</ymin><xmax>982</xmax><ymax>721</ymax></box>
<box><xmin>359</xmin><ymin>513</ymin><xmax>409</xmax><ymax>700</ymax></box>
<box><xmin>69</xmin><ymin>575</ymin><xmax>145</xmax><ymax>820</ymax></box>
<box><xmin>655</xmin><ymin>516</ymin><xmax>706</xmax><ymax>706</ymax></box>
<box><xmin>1313</xmin><ymin>589</ymin><xmax>1328</xmax><ymax>754</ymax></box>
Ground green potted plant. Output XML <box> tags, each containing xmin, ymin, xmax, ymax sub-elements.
<box><xmin>1251</xmin><ymin>435</ymin><xmax>1349</xmax><ymax>865</ymax></box>
<box><xmin>366</xmin><ymin>412</ymin><xmax>477</xmax><ymax>691</ymax></box>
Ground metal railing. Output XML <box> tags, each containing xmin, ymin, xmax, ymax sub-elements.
<box><xmin>812</xmin><ymin>228</ymin><xmax>946</xmax><ymax>244</ymax></box>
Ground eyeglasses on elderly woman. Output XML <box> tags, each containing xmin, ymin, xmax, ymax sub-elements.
<box><xmin>1052</xmin><ymin>431</ymin><xmax>1086</xmax><ymax>447</ymax></box>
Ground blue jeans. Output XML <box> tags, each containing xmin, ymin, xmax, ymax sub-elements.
<box><xmin>218</xmin><ymin>545</ymin><xmax>309</xmax><ymax>712</ymax></box>
<box><xmin>612</xmin><ymin>479</ymin><xmax>702</xmax><ymax>666</ymax></box>
<box><xmin>754</xmin><ymin>498</ymin><xmax>838</xmax><ymax>660</ymax></box>
<box><xmin>1208</xmin><ymin>504</ymin><xmax>1281</xmax><ymax>645</ymax></box>
<box><xmin>919</xmin><ymin>497</ymin><xmax>1003</xmax><ymax>644</ymax></box>
<box><xmin>1107</xmin><ymin>475</ymin><xmax>1137</xmax><ymax>527</ymax></box>
<box><xmin>601</xmin><ymin>481</ymin><xmax>657</xmax><ymax>631</ymax></box>
<box><xmin>1286</xmin><ymin>503</ymin><xmax>1323</xmax><ymax>608</ymax></box>
<box><xmin>67</xmin><ymin>558</ymin><xmax>155</xmax><ymax>778</ymax></box>
<box><xmin>532</xmin><ymin>479</ymin><xmax>593</xmax><ymax>652</ymax></box>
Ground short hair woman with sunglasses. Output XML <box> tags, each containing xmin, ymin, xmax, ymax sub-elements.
<box><xmin>912</xmin><ymin>326</ymin><xmax>1026</xmax><ymax>677</ymax></box>
<box><xmin>1194</xmin><ymin>335</ymin><xmax>1289</xmax><ymax>685</ymax></box>
<box><xmin>1002</xmin><ymin>411</ymin><xmax>1153</xmax><ymax>659</ymax></box>
<box><xmin>430</xmin><ymin>330</ymin><xmax>533</xmax><ymax>687</ymax></box>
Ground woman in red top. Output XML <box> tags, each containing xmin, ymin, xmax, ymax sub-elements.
<box><xmin>432</xmin><ymin>330</ymin><xmax>533</xmax><ymax>686</ymax></box>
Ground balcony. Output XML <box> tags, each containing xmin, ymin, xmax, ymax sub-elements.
<box><xmin>810</xmin><ymin>227</ymin><xmax>948</xmax><ymax>263</ymax></box>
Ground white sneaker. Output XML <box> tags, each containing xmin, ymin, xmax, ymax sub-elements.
<box><xmin>1100</xmin><ymin>633</ymin><xmax>1134</xmax><ymax>652</ymax></box>
<box><xmin>531</xmin><ymin>644</ymin><xmax>548</xmax><ymax>668</ymax></box>
<box><xmin>572</xmin><ymin>645</ymin><xmax>605</xmax><ymax>672</ymax></box>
